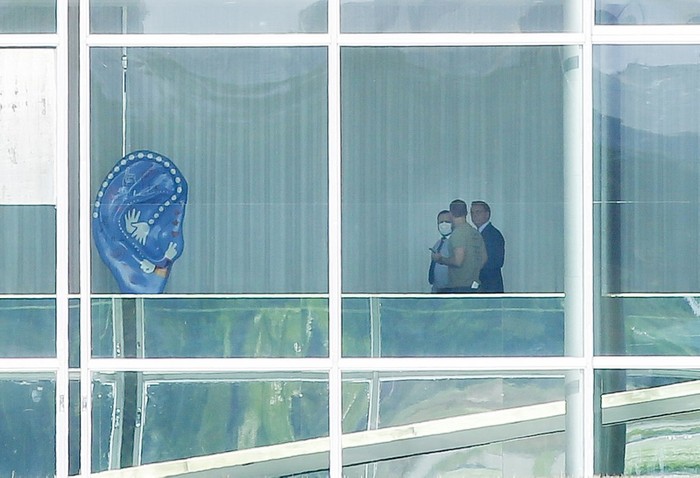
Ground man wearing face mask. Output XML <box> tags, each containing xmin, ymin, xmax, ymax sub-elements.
<box><xmin>428</xmin><ymin>210</ymin><xmax>452</xmax><ymax>293</ymax></box>
<box><xmin>432</xmin><ymin>199</ymin><xmax>487</xmax><ymax>293</ymax></box>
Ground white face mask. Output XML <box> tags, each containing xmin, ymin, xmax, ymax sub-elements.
<box><xmin>438</xmin><ymin>221</ymin><xmax>452</xmax><ymax>236</ymax></box>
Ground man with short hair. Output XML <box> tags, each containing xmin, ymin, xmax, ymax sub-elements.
<box><xmin>432</xmin><ymin>199</ymin><xmax>487</xmax><ymax>293</ymax></box>
<box><xmin>470</xmin><ymin>200</ymin><xmax>505</xmax><ymax>293</ymax></box>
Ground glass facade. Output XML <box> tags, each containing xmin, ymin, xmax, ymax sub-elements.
<box><xmin>3</xmin><ymin>1</ymin><xmax>700</xmax><ymax>477</ymax></box>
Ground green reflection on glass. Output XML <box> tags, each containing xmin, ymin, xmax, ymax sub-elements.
<box><xmin>0</xmin><ymin>299</ymin><xmax>55</xmax><ymax>357</ymax></box>
<box><xmin>92</xmin><ymin>298</ymin><xmax>328</xmax><ymax>358</ymax></box>
<box><xmin>596</xmin><ymin>370</ymin><xmax>700</xmax><ymax>476</ymax></box>
<box><xmin>597</xmin><ymin>297</ymin><xmax>700</xmax><ymax>355</ymax></box>
<box><xmin>92</xmin><ymin>373</ymin><xmax>328</xmax><ymax>471</ymax></box>
<box><xmin>343</xmin><ymin>297</ymin><xmax>564</xmax><ymax>357</ymax></box>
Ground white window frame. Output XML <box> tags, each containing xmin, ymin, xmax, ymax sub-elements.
<box><xmin>4</xmin><ymin>1</ymin><xmax>700</xmax><ymax>477</ymax></box>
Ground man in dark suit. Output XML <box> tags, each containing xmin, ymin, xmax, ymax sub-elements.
<box><xmin>470</xmin><ymin>201</ymin><xmax>505</xmax><ymax>293</ymax></box>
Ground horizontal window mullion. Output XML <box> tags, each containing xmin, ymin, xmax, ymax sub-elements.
<box><xmin>0</xmin><ymin>33</ymin><xmax>58</xmax><ymax>47</ymax></box>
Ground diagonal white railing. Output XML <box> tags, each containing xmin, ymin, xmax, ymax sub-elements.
<box><xmin>92</xmin><ymin>379</ymin><xmax>700</xmax><ymax>478</ymax></box>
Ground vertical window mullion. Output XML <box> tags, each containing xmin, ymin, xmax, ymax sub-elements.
<box><xmin>582</xmin><ymin>0</ymin><xmax>596</xmax><ymax>475</ymax></box>
<box><xmin>55</xmin><ymin>0</ymin><xmax>70</xmax><ymax>476</ymax></box>
<box><xmin>79</xmin><ymin>0</ymin><xmax>93</xmax><ymax>475</ymax></box>
<box><xmin>328</xmin><ymin>0</ymin><xmax>342</xmax><ymax>476</ymax></box>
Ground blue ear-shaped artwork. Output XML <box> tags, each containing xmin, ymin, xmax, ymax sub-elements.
<box><xmin>92</xmin><ymin>150</ymin><xmax>188</xmax><ymax>293</ymax></box>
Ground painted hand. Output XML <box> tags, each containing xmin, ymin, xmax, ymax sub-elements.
<box><xmin>139</xmin><ymin>259</ymin><xmax>155</xmax><ymax>274</ymax></box>
<box><xmin>125</xmin><ymin>209</ymin><xmax>150</xmax><ymax>245</ymax></box>
<box><xmin>164</xmin><ymin>241</ymin><xmax>178</xmax><ymax>260</ymax></box>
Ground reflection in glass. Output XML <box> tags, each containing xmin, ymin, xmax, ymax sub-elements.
<box><xmin>92</xmin><ymin>372</ymin><xmax>328</xmax><ymax>472</ymax></box>
<box><xmin>596</xmin><ymin>296</ymin><xmax>700</xmax><ymax>356</ymax></box>
<box><xmin>91</xmin><ymin>47</ymin><xmax>328</xmax><ymax>294</ymax></box>
<box><xmin>343</xmin><ymin>297</ymin><xmax>565</xmax><ymax>357</ymax></box>
<box><xmin>69</xmin><ymin>299</ymin><xmax>80</xmax><ymax>368</ymax></box>
<box><xmin>342</xmin><ymin>372</ymin><xmax>566</xmax><ymax>476</ymax></box>
<box><xmin>69</xmin><ymin>380</ymin><xmax>81</xmax><ymax>476</ymax></box>
<box><xmin>0</xmin><ymin>376</ymin><xmax>56</xmax><ymax>477</ymax></box>
<box><xmin>342</xmin><ymin>0</ymin><xmax>577</xmax><ymax>33</ymax></box>
<box><xmin>342</xmin><ymin>46</ymin><xmax>576</xmax><ymax>293</ymax></box>
<box><xmin>0</xmin><ymin>299</ymin><xmax>55</xmax><ymax>357</ymax></box>
<box><xmin>595</xmin><ymin>45</ymin><xmax>700</xmax><ymax>294</ymax></box>
<box><xmin>596</xmin><ymin>1</ymin><xmax>700</xmax><ymax>25</ymax></box>
<box><xmin>0</xmin><ymin>0</ymin><xmax>56</xmax><ymax>33</ymax></box>
<box><xmin>91</xmin><ymin>0</ymin><xmax>327</xmax><ymax>34</ymax></box>
<box><xmin>0</xmin><ymin>207</ymin><xmax>56</xmax><ymax>293</ymax></box>
<box><xmin>344</xmin><ymin>434</ymin><xmax>566</xmax><ymax>477</ymax></box>
<box><xmin>595</xmin><ymin>370</ymin><xmax>700</xmax><ymax>475</ymax></box>
<box><xmin>92</xmin><ymin>298</ymin><xmax>328</xmax><ymax>358</ymax></box>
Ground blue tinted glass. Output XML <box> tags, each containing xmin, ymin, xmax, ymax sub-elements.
<box><xmin>0</xmin><ymin>377</ymin><xmax>56</xmax><ymax>477</ymax></box>
<box><xmin>0</xmin><ymin>299</ymin><xmax>55</xmax><ymax>357</ymax></box>
<box><xmin>91</xmin><ymin>379</ymin><xmax>115</xmax><ymax>472</ymax></box>
<box><xmin>93</xmin><ymin>298</ymin><xmax>328</xmax><ymax>358</ymax></box>
<box><xmin>343</xmin><ymin>297</ymin><xmax>565</xmax><ymax>357</ymax></box>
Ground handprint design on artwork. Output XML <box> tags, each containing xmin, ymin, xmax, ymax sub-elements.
<box><xmin>92</xmin><ymin>151</ymin><xmax>188</xmax><ymax>293</ymax></box>
<box><xmin>124</xmin><ymin>208</ymin><xmax>151</xmax><ymax>245</ymax></box>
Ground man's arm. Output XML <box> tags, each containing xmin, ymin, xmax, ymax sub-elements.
<box><xmin>433</xmin><ymin>247</ymin><xmax>464</xmax><ymax>267</ymax></box>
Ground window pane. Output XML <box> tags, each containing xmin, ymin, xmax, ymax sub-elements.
<box><xmin>92</xmin><ymin>372</ymin><xmax>328</xmax><ymax>473</ymax></box>
<box><xmin>0</xmin><ymin>1</ymin><xmax>56</xmax><ymax>33</ymax></box>
<box><xmin>92</xmin><ymin>297</ymin><xmax>328</xmax><ymax>358</ymax></box>
<box><xmin>596</xmin><ymin>1</ymin><xmax>700</xmax><ymax>24</ymax></box>
<box><xmin>343</xmin><ymin>297</ymin><xmax>565</xmax><ymax>357</ymax></box>
<box><xmin>0</xmin><ymin>299</ymin><xmax>55</xmax><ymax>357</ymax></box>
<box><xmin>69</xmin><ymin>299</ymin><xmax>80</xmax><ymax>367</ymax></box>
<box><xmin>90</xmin><ymin>47</ymin><xmax>328</xmax><ymax>294</ymax></box>
<box><xmin>90</xmin><ymin>0</ymin><xmax>327</xmax><ymax>33</ymax></box>
<box><xmin>596</xmin><ymin>296</ymin><xmax>700</xmax><ymax>356</ymax></box>
<box><xmin>0</xmin><ymin>49</ymin><xmax>56</xmax><ymax>206</ymax></box>
<box><xmin>342</xmin><ymin>0</ymin><xmax>579</xmax><ymax>33</ymax></box>
<box><xmin>342</xmin><ymin>46</ymin><xmax>576</xmax><ymax>294</ymax></box>
<box><xmin>342</xmin><ymin>371</ymin><xmax>568</xmax><ymax>475</ymax></box>
<box><xmin>595</xmin><ymin>369</ymin><xmax>700</xmax><ymax>475</ymax></box>
<box><xmin>69</xmin><ymin>380</ymin><xmax>81</xmax><ymax>476</ymax></box>
<box><xmin>595</xmin><ymin>46</ymin><xmax>700</xmax><ymax>294</ymax></box>
<box><xmin>0</xmin><ymin>206</ymin><xmax>56</xmax><ymax>293</ymax></box>
<box><xmin>0</xmin><ymin>376</ymin><xmax>55</xmax><ymax>477</ymax></box>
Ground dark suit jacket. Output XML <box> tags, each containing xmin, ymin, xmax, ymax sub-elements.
<box><xmin>479</xmin><ymin>223</ymin><xmax>505</xmax><ymax>293</ymax></box>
